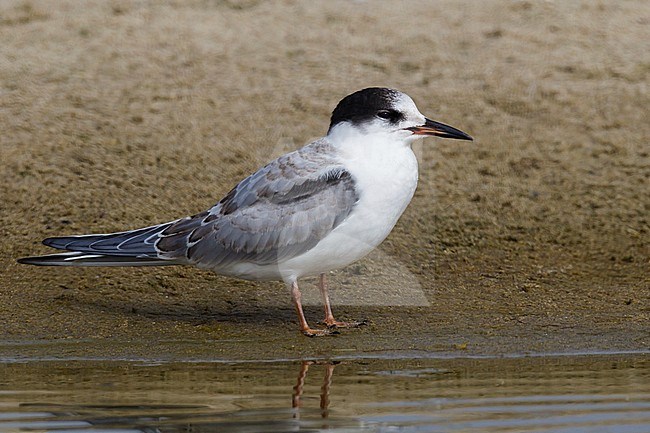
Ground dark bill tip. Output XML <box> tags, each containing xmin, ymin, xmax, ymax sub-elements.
<box><xmin>406</xmin><ymin>118</ymin><xmax>473</xmax><ymax>141</ymax></box>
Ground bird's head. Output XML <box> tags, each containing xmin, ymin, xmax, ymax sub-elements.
<box><xmin>327</xmin><ymin>87</ymin><xmax>473</xmax><ymax>145</ymax></box>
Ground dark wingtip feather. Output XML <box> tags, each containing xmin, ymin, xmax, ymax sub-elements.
<box><xmin>17</xmin><ymin>251</ymin><xmax>181</xmax><ymax>267</ymax></box>
<box><xmin>17</xmin><ymin>251</ymin><xmax>78</xmax><ymax>266</ymax></box>
<box><xmin>42</xmin><ymin>237</ymin><xmax>66</xmax><ymax>249</ymax></box>
<box><xmin>17</xmin><ymin>254</ymin><xmax>70</xmax><ymax>266</ymax></box>
<box><xmin>17</xmin><ymin>257</ymin><xmax>37</xmax><ymax>265</ymax></box>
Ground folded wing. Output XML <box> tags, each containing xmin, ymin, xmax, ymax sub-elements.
<box><xmin>156</xmin><ymin>140</ymin><xmax>359</xmax><ymax>268</ymax></box>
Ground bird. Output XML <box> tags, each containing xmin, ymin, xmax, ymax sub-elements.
<box><xmin>18</xmin><ymin>87</ymin><xmax>473</xmax><ymax>337</ymax></box>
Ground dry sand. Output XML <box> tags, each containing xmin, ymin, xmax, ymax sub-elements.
<box><xmin>0</xmin><ymin>0</ymin><xmax>648</xmax><ymax>361</ymax></box>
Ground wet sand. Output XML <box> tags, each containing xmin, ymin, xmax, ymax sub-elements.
<box><xmin>0</xmin><ymin>0</ymin><xmax>648</xmax><ymax>361</ymax></box>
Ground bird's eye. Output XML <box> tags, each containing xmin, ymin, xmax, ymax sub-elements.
<box><xmin>377</xmin><ymin>110</ymin><xmax>394</xmax><ymax>120</ymax></box>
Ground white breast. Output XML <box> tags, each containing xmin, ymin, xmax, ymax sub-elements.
<box><xmin>278</xmin><ymin>131</ymin><xmax>419</xmax><ymax>281</ymax></box>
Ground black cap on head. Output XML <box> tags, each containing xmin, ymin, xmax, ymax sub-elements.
<box><xmin>328</xmin><ymin>87</ymin><xmax>402</xmax><ymax>132</ymax></box>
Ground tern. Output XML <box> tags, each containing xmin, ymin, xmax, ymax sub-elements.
<box><xmin>19</xmin><ymin>87</ymin><xmax>473</xmax><ymax>336</ymax></box>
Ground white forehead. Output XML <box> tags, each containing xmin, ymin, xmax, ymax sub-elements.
<box><xmin>392</xmin><ymin>92</ymin><xmax>426</xmax><ymax>124</ymax></box>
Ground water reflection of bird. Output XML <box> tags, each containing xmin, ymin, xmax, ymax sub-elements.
<box><xmin>292</xmin><ymin>361</ymin><xmax>336</xmax><ymax>421</ymax></box>
<box><xmin>18</xmin><ymin>88</ymin><xmax>472</xmax><ymax>336</ymax></box>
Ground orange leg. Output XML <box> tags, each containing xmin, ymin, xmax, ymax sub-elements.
<box><xmin>318</xmin><ymin>273</ymin><xmax>366</xmax><ymax>329</ymax></box>
<box><xmin>291</xmin><ymin>280</ymin><xmax>336</xmax><ymax>337</ymax></box>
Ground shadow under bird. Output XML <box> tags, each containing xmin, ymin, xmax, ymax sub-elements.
<box><xmin>19</xmin><ymin>87</ymin><xmax>473</xmax><ymax>336</ymax></box>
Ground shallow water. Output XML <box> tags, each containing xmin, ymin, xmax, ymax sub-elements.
<box><xmin>0</xmin><ymin>354</ymin><xmax>648</xmax><ymax>432</ymax></box>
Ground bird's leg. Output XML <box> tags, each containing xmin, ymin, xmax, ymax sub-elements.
<box><xmin>319</xmin><ymin>273</ymin><xmax>338</xmax><ymax>327</ymax></box>
<box><xmin>290</xmin><ymin>281</ymin><xmax>336</xmax><ymax>337</ymax></box>
<box><xmin>318</xmin><ymin>273</ymin><xmax>366</xmax><ymax>329</ymax></box>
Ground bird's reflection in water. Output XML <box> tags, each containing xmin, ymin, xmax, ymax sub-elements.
<box><xmin>8</xmin><ymin>361</ymin><xmax>347</xmax><ymax>433</ymax></box>
<box><xmin>292</xmin><ymin>361</ymin><xmax>337</xmax><ymax>422</ymax></box>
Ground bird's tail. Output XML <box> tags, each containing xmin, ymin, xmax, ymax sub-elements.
<box><xmin>18</xmin><ymin>221</ymin><xmax>185</xmax><ymax>267</ymax></box>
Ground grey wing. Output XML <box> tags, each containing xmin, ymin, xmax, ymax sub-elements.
<box><xmin>155</xmin><ymin>143</ymin><xmax>359</xmax><ymax>268</ymax></box>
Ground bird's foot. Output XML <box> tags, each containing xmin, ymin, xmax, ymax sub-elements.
<box><xmin>322</xmin><ymin>318</ymin><xmax>368</xmax><ymax>329</ymax></box>
<box><xmin>302</xmin><ymin>327</ymin><xmax>340</xmax><ymax>337</ymax></box>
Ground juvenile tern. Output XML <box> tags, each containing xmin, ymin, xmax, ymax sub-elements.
<box><xmin>19</xmin><ymin>87</ymin><xmax>473</xmax><ymax>336</ymax></box>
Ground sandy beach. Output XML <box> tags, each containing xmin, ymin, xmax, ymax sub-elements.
<box><xmin>0</xmin><ymin>0</ymin><xmax>648</xmax><ymax>361</ymax></box>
